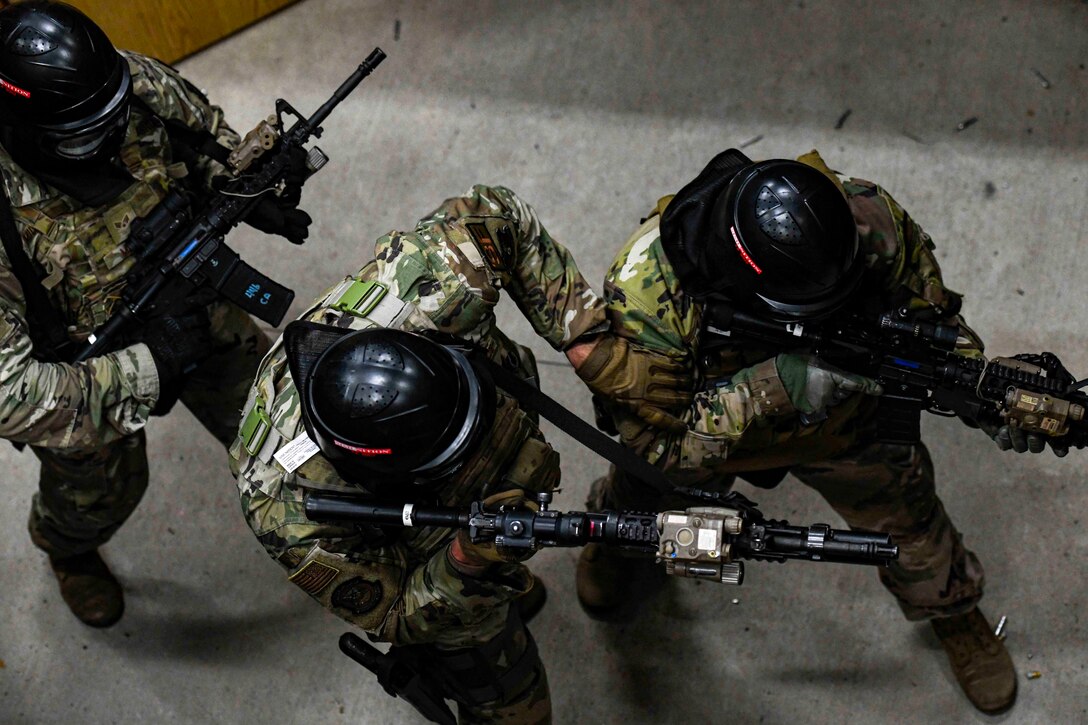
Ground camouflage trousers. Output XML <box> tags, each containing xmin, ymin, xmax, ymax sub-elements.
<box><xmin>28</xmin><ymin>301</ymin><xmax>271</xmax><ymax>558</ymax></box>
<box><xmin>589</xmin><ymin>441</ymin><xmax>984</xmax><ymax>621</ymax></box>
<box><xmin>421</xmin><ymin>606</ymin><xmax>551</xmax><ymax>724</ymax></box>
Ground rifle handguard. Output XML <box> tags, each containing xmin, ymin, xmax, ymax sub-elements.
<box><xmin>305</xmin><ymin>490</ymin><xmax>899</xmax><ymax>588</ymax></box>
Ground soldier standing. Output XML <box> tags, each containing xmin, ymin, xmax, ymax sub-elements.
<box><xmin>231</xmin><ymin>184</ymin><xmax>605</xmax><ymax>724</ymax></box>
<box><xmin>574</xmin><ymin>148</ymin><xmax>1053</xmax><ymax>714</ymax></box>
<box><xmin>0</xmin><ymin>1</ymin><xmax>309</xmax><ymax>627</ymax></box>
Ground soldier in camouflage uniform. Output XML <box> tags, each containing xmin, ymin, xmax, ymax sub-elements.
<box><xmin>231</xmin><ymin>184</ymin><xmax>605</xmax><ymax>724</ymax></box>
<box><xmin>0</xmin><ymin>3</ymin><xmax>306</xmax><ymax>627</ymax></box>
<box><xmin>574</xmin><ymin>148</ymin><xmax>1042</xmax><ymax>714</ymax></box>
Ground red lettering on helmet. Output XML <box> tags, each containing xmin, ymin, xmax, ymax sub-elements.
<box><xmin>731</xmin><ymin>226</ymin><xmax>763</xmax><ymax>274</ymax></box>
<box><xmin>333</xmin><ymin>439</ymin><xmax>392</xmax><ymax>456</ymax></box>
<box><xmin>0</xmin><ymin>78</ymin><xmax>30</xmax><ymax>99</ymax></box>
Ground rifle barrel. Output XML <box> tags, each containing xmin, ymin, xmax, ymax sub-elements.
<box><xmin>306</xmin><ymin>48</ymin><xmax>386</xmax><ymax>131</ymax></box>
<box><xmin>303</xmin><ymin>493</ymin><xmax>465</xmax><ymax>528</ymax></box>
<box><xmin>747</xmin><ymin>522</ymin><xmax>898</xmax><ymax>565</ymax></box>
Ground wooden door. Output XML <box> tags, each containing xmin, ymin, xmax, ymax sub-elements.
<box><xmin>0</xmin><ymin>0</ymin><xmax>301</xmax><ymax>63</ymax></box>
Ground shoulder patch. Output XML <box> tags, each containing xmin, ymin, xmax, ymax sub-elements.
<box><xmin>289</xmin><ymin>559</ymin><xmax>341</xmax><ymax>595</ymax></box>
<box><xmin>331</xmin><ymin>577</ymin><xmax>384</xmax><ymax>616</ymax></box>
<box><xmin>464</xmin><ymin>221</ymin><xmax>509</xmax><ymax>271</ymax></box>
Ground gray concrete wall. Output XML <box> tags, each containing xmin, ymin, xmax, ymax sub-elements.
<box><xmin>1</xmin><ymin>1</ymin><xmax>1086</xmax><ymax>723</ymax></box>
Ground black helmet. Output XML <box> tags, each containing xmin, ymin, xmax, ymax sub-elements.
<box><xmin>0</xmin><ymin>1</ymin><xmax>131</xmax><ymax>163</ymax></box>
<box><xmin>661</xmin><ymin>149</ymin><xmax>862</xmax><ymax>321</ymax></box>
<box><xmin>284</xmin><ymin>322</ymin><xmax>496</xmax><ymax>492</ymax></box>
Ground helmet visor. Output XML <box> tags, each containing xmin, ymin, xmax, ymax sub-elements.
<box><xmin>35</xmin><ymin>61</ymin><xmax>132</xmax><ymax>162</ymax></box>
<box><xmin>41</xmin><ymin>101</ymin><xmax>130</xmax><ymax>160</ymax></box>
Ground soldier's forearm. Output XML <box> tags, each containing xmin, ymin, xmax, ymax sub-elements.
<box><xmin>485</xmin><ymin>186</ymin><xmax>607</xmax><ymax>349</ymax></box>
<box><xmin>390</xmin><ymin>550</ymin><xmax>525</xmax><ymax>649</ymax></box>
<box><xmin>0</xmin><ymin>343</ymin><xmax>157</xmax><ymax>448</ymax></box>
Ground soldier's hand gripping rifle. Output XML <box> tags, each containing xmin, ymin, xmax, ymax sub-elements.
<box><xmin>304</xmin><ymin>489</ymin><xmax>898</xmax><ymax>586</ymax></box>
<box><xmin>704</xmin><ymin>301</ymin><xmax>1088</xmax><ymax>451</ymax></box>
<box><xmin>73</xmin><ymin>49</ymin><xmax>388</xmax><ymax>362</ymax></box>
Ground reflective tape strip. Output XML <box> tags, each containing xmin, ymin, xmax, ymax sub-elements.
<box><xmin>255</xmin><ymin>428</ymin><xmax>282</xmax><ymax>465</ymax></box>
<box><xmin>456</xmin><ymin>240</ymin><xmax>487</xmax><ymax>269</ymax></box>
<box><xmin>402</xmin><ymin>503</ymin><xmax>415</xmax><ymax>527</ymax></box>
<box><xmin>367</xmin><ymin>292</ymin><xmax>413</xmax><ymax>328</ymax></box>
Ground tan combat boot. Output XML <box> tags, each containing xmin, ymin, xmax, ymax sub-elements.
<box><xmin>931</xmin><ymin>608</ymin><xmax>1017</xmax><ymax>714</ymax></box>
<box><xmin>48</xmin><ymin>550</ymin><xmax>124</xmax><ymax>628</ymax></box>
<box><xmin>516</xmin><ymin>576</ymin><xmax>548</xmax><ymax>623</ymax></box>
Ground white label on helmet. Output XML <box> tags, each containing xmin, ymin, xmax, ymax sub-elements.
<box><xmin>402</xmin><ymin>504</ymin><xmax>415</xmax><ymax>527</ymax></box>
<box><xmin>274</xmin><ymin>431</ymin><xmax>321</xmax><ymax>473</ymax></box>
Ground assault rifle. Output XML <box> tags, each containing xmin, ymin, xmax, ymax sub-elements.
<box><xmin>304</xmin><ymin>489</ymin><xmax>899</xmax><ymax>585</ymax></box>
<box><xmin>703</xmin><ymin>301</ymin><xmax>1088</xmax><ymax>448</ymax></box>
<box><xmin>312</xmin><ymin>489</ymin><xmax>894</xmax><ymax>724</ymax></box>
<box><xmin>73</xmin><ymin>48</ymin><xmax>387</xmax><ymax>362</ymax></box>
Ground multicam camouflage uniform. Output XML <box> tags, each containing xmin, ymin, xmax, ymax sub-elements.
<box><xmin>593</xmin><ymin>151</ymin><xmax>985</xmax><ymax>620</ymax></box>
<box><xmin>231</xmin><ymin>185</ymin><xmax>604</xmax><ymax>724</ymax></box>
<box><xmin>0</xmin><ymin>52</ymin><xmax>270</xmax><ymax>557</ymax></box>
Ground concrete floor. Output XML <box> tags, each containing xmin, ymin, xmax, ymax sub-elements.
<box><xmin>2</xmin><ymin>1</ymin><xmax>1087</xmax><ymax>723</ymax></box>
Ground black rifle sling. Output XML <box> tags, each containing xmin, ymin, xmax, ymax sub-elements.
<box><xmin>132</xmin><ymin>96</ymin><xmax>233</xmax><ymax>167</ymax></box>
<box><xmin>0</xmin><ymin>183</ymin><xmax>73</xmax><ymax>362</ymax></box>
<box><xmin>480</xmin><ymin>358</ymin><xmax>678</xmax><ymax>496</ymax></box>
<box><xmin>162</xmin><ymin>117</ymin><xmax>232</xmax><ymax>166</ymax></box>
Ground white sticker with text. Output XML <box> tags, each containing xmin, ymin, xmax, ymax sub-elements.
<box><xmin>274</xmin><ymin>431</ymin><xmax>321</xmax><ymax>473</ymax></box>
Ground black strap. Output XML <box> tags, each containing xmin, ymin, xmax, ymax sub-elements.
<box><xmin>424</xmin><ymin>605</ymin><xmax>540</xmax><ymax>708</ymax></box>
<box><xmin>132</xmin><ymin>96</ymin><xmax>233</xmax><ymax>167</ymax></box>
<box><xmin>480</xmin><ymin>358</ymin><xmax>678</xmax><ymax>496</ymax></box>
<box><xmin>163</xmin><ymin>118</ymin><xmax>232</xmax><ymax>166</ymax></box>
<box><xmin>0</xmin><ymin>182</ymin><xmax>73</xmax><ymax>362</ymax></box>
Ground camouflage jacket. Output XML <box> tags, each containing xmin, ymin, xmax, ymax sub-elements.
<box><xmin>231</xmin><ymin>185</ymin><xmax>604</xmax><ymax>648</ymax></box>
<box><xmin>603</xmin><ymin>150</ymin><xmax>983</xmax><ymax>479</ymax></box>
<box><xmin>0</xmin><ymin>51</ymin><xmax>238</xmax><ymax>450</ymax></box>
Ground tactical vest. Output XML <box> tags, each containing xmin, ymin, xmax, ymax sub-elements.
<box><xmin>12</xmin><ymin>104</ymin><xmax>186</xmax><ymax>340</ymax></box>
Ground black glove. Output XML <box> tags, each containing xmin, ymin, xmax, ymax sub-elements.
<box><xmin>993</xmin><ymin>424</ymin><xmax>1069</xmax><ymax>457</ymax></box>
<box><xmin>245</xmin><ymin>198</ymin><xmax>312</xmax><ymax>245</ymax></box>
<box><xmin>239</xmin><ymin>146</ymin><xmax>312</xmax><ymax>244</ymax></box>
<box><xmin>138</xmin><ymin>312</ymin><xmax>213</xmax><ymax>416</ymax></box>
<box><xmin>980</xmin><ymin>417</ymin><xmax>1069</xmax><ymax>457</ymax></box>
